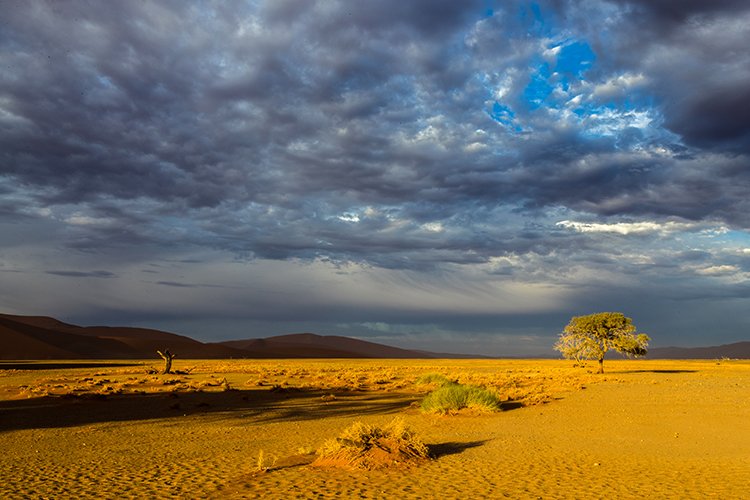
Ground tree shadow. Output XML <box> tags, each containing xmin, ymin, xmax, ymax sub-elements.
<box><xmin>618</xmin><ymin>369</ymin><xmax>698</xmax><ymax>374</ymax></box>
<box><xmin>0</xmin><ymin>388</ymin><xmax>419</xmax><ymax>433</ymax></box>
<box><xmin>249</xmin><ymin>391</ymin><xmax>418</xmax><ymax>424</ymax></box>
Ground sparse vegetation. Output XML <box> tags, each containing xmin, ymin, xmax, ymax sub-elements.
<box><xmin>5</xmin><ymin>360</ymin><xmax>596</xmax><ymax>409</ymax></box>
<box><xmin>313</xmin><ymin>418</ymin><xmax>430</xmax><ymax>470</ymax></box>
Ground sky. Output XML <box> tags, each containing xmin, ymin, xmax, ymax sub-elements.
<box><xmin>1</xmin><ymin>0</ymin><xmax>749</xmax><ymax>356</ymax></box>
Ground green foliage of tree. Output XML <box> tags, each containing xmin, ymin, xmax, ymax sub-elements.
<box><xmin>554</xmin><ymin>312</ymin><xmax>650</xmax><ymax>373</ymax></box>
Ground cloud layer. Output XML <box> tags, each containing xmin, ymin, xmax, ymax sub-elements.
<box><xmin>1</xmin><ymin>1</ymin><xmax>749</xmax><ymax>353</ymax></box>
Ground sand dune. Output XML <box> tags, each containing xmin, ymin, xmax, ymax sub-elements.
<box><xmin>0</xmin><ymin>314</ymin><xmax>444</xmax><ymax>360</ymax></box>
<box><xmin>0</xmin><ymin>314</ymin><xmax>245</xmax><ymax>359</ymax></box>
<box><xmin>219</xmin><ymin>333</ymin><xmax>436</xmax><ymax>358</ymax></box>
<box><xmin>0</xmin><ymin>315</ymin><xmax>138</xmax><ymax>359</ymax></box>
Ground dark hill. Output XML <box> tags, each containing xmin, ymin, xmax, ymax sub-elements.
<box><xmin>0</xmin><ymin>314</ymin><xmax>454</xmax><ymax>359</ymax></box>
<box><xmin>218</xmin><ymin>333</ymin><xmax>439</xmax><ymax>358</ymax></box>
<box><xmin>646</xmin><ymin>341</ymin><xmax>750</xmax><ymax>359</ymax></box>
<box><xmin>0</xmin><ymin>314</ymin><xmax>244</xmax><ymax>359</ymax></box>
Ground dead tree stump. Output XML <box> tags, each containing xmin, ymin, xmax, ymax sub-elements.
<box><xmin>157</xmin><ymin>349</ymin><xmax>175</xmax><ymax>374</ymax></box>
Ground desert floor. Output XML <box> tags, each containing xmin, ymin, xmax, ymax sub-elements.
<box><xmin>0</xmin><ymin>358</ymin><xmax>748</xmax><ymax>499</ymax></box>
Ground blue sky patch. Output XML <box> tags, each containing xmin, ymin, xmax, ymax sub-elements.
<box><xmin>555</xmin><ymin>40</ymin><xmax>596</xmax><ymax>77</ymax></box>
<box><xmin>522</xmin><ymin>61</ymin><xmax>554</xmax><ymax>109</ymax></box>
<box><xmin>488</xmin><ymin>101</ymin><xmax>522</xmax><ymax>132</ymax></box>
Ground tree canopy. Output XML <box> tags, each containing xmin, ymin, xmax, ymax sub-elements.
<box><xmin>554</xmin><ymin>312</ymin><xmax>650</xmax><ymax>373</ymax></box>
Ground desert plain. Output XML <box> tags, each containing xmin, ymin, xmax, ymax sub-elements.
<box><xmin>0</xmin><ymin>358</ymin><xmax>748</xmax><ymax>499</ymax></box>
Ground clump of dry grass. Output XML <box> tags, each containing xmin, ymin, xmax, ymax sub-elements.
<box><xmin>420</xmin><ymin>382</ymin><xmax>502</xmax><ymax>414</ymax></box>
<box><xmin>255</xmin><ymin>449</ymin><xmax>277</xmax><ymax>473</ymax></box>
<box><xmin>313</xmin><ymin>418</ymin><xmax>430</xmax><ymax>470</ymax></box>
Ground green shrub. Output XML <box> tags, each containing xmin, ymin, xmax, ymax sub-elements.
<box><xmin>420</xmin><ymin>383</ymin><xmax>501</xmax><ymax>414</ymax></box>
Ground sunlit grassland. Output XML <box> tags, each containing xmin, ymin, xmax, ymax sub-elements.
<box><xmin>0</xmin><ymin>358</ymin><xmax>615</xmax><ymax>408</ymax></box>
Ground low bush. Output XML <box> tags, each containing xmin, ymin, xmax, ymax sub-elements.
<box><xmin>420</xmin><ymin>383</ymin><xmax>502</xmax><ymax>414</ymax></box>
<box><xmin>312</xmin><ymin>418</ymin><xmax>430</xmax><ymax>470</ymax></box>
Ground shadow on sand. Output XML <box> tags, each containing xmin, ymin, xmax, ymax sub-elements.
<box><xmin>501</xmin><ymin>401</ymin><xmax>524</xmax><ymax>410</ymax></box>
<box><xmin>250</xmin><ymin>439</ymin><xmax>490</xmax><ymax>475</ymax></box>
<box><xmin>619</xmin><ymin>369</ymin><xmax>698</xmax><ymax>374</ymax></box>
<box><xmin>0</xmin><ymin>388</ymin><xmax>421</xmax><ymax>433</ymax></box>
<box><xmin>0</xmin><ymin>362</ymin><xmax>142</xmax><ymax>371</ymax></box>
<box><xmin>429</xmin><ymin>440</ymin><xmax>488</xmax><ymax>458</ymax></box>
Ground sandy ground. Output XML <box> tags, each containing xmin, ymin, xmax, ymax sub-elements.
<box><xmin>0</xmin><ymin>359</ymin><xmax>748</xmax><ymax>499</ymax></box>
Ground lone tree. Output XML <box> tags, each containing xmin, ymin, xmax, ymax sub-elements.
<box><xmin>554</xmin><ymin>312</ymin><xmax>650</xmax><ymax>374</ymax></box>
<box><xmin>157</xmin><ymin>349</ymin><xmax>175</xmax><ymax>374</ymax></box>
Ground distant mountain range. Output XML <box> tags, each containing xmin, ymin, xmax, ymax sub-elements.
<box><xmin>646</xmin><ymin>342</ymin><xmax>750</xmax><ymax>359</ymax></box>
<box><xmin>0</xmin><ymin>313</ymin><xmax>476</xmax><ymax>360</ymax></box>
<box><xmin>1</xmin><ymin>313</ymin><xmax>748</xmax><ymax>360</ymax></box>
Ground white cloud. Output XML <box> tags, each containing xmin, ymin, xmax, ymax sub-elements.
<box><xmin>421</xmin><ymin>222</ymin><xmax>444</xmax><ymax>233</ymax></box>
<box><xmin>592</xmin><ymin>73</ymin><xmax>647</xmax><ymax>99</ymax></box>
<box><xmin>584</xmin><ymin>108</ymin><xmax>653</xmax><ymax>136</ymax></box>
<box><xmin>699</xmin><ymin>226</ymin><xmax>730</xmax><ymax>236</ymax></box>
<box><xmin>542</xmin><ymin>44</ymin><xmax>562</xmax><ymax>59</ymax></box>
<box><xmin>337</xmin><ymin>213</ymin><xmax>360</xmax><ymax>223</ymax></box>
<box><xmin>694</xmin><ymin>265</ymin><xmax>739</xmax><ymax>276</ymax></box>
<box><xmin>64</xmin><ymin>214</ymin><xmax>115</xmax><ymax>226</ymax></box>
<box><xmin>491</xmin><ymin>72</ymin><xmax>516</xmax><ymax>100</ymax></box>
<box><xmin>556</xmin><ymin>220</ymin><xmax>699</xmax><ymax>235</ymax></box>
<box><xmin>464</xmin><ymin>141</ymin><xmax>487</xmax><ymax>152</ymax></box>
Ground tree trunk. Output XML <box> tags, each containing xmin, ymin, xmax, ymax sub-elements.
<box><xmin>157</xmin><ymin>349</ymin><xmax>175</xmax><ymax>374</ymax></box>
<box><xmin>597</xmin><ymin>357</ymin><xmax>604</xmax><ymax>374</ymax></box>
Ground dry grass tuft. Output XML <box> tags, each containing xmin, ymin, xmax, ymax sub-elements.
<box><xmin>312</xmin><ymin>418</ymin><xmax>430</xmax><ymax>470</ymax></box>
<box><xmin>420</xmin><ymin>382</ymin><xmax>502</xmax><ymax>414</ymax></box>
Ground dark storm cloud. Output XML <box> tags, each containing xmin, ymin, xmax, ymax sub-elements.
<box><xmin>663</xmin><ymin>87</ymin><xmax>750</xmax><ymax>153</ymax></box>
<box><xmin>46</xmin><ymin>270</ymin><xmax>116</xmax><ymax>278</ymax></box>
<box><xmin>617</xmin><ymin>0</ymin><xmax>749</xmax><ymax>25</ymax></box>
<box><xmin>154</xmin><ymin>280</ymin><xmax>233</xmax><ymax>289</ymax></box>
<box><xmin>3</xmin><ymin>0</ymin><xmax>748</xmax><ymax>265</ymax></box>
<box><xmin>584</xmin><ymin>0</ymin><xmax>750</xmax><ymax>153</ymax></box>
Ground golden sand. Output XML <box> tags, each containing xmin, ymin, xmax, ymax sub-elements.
<box><xmin>0</xmin><ymin>359</ymin><xmax>748</xmax><ymax>499</ymax></box>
